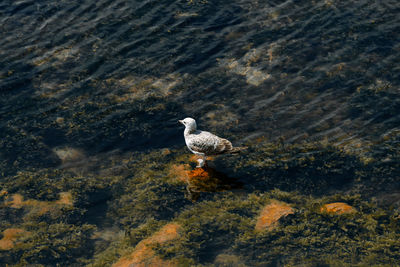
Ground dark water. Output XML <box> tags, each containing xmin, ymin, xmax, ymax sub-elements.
<box><xmin>1</xmin><ymin>0</ymin><xmax>400</xmax><ymax>266</ymax></box>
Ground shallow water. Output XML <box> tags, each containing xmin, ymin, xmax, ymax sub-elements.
<box><xmin>1</xmin><ymin>0</ymin><xmax>400</xmax><ymax>266</ymax></box>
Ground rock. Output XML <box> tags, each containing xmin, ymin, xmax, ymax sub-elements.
<box><xmin>174</xmin><ymin>12</ymin><xmax>198</xmax><ymax>18</ymax></box>
<box><xmin>218</xmin><ymin>49</ymin><xmax>272</xmax><ymax>86</ymax></box>
<box><xmin>255</xmin><ymin>200</ymin><xmax>294</xmax><ymax>231</ymax></box>
<box><xmin>112</xmin><ymin>223</ymin><xmax>180</xmax><ymax>267</ymax></box>
<box><xmin>55</xmin><ymin>117</ymin><xmax>65</xmax><ymax>124</ymax></box>
<box><xmin>53</xmin><ymin>147</ymin><xmax>85</xmax><ymax>164</ymax></box>
<box><xmin>320</xmin><ymin>202</ymin><xmax>356</xmax><ymax>215</ymax></box>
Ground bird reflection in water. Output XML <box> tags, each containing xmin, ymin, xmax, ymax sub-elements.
<box><xmin>184</xmin><ymin>165</ymin><xmax>243</xmax><ymax>201</ymax></box>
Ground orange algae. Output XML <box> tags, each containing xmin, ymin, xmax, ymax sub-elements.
<box><xmin>112</xmin><ymin>223</ymin><xmax>181</xmax><ymax>267</ymax></box>
<box><xmin>186</xmin><ymin>167</ymin><xmax>228</xmax><ymax>192</ymax></box>
<box><xmin>5</xmin><ymin>192</ymin><xmax>73</xmax><ymax>216</ymax></box>
<box><xmin>170</xmin><ymin>164</ymin><xmax>214</xmax><ymax>182</ymax></box>
<box><xmin>56</xmin><ymin>192</ymin><xmax>74</xmax><ymax>205</ymax></box>
<box><xmin>169</xmin><ymin>164</ymin><xmax>191</xmax><ymax>183</ymax></box>
<box><xmin>0</xmin><ymin>190</ymin><xmax>7</xmax><ymax>197</ymax></box>
<box><xmin>320</xmin><ymin>202</ymin><xmax>356</xmax><ymax>215</ymax></box>
<box><xmin>0</xmin><ymin>228</ymin><xmax>29</xmax><ymax>250</ymax></box>
<box><xmin>255</xmin><ymin>200</ymin><xmax>294</xmax><ymax>231</ymax></box>
<box><xmin>188</xmin><ymin>167</ymin><xmax>211</xmax><ymax>180</ymax></box>
<box><xmin>169</xmin><ymin>164</ymin><xmax>239</xmax><ymax>199</ymax></box>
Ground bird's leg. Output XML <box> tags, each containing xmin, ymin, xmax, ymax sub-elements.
<box><xmin>196</xmin><ymin>158</ymin><xmax>204</xmax><ymax>168</ymax></box>
<box><xmin>196</xmin><ymin>155</ymin><xmax>207</xmax><ymax>168</ymax></box>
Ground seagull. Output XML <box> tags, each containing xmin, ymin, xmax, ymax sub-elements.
<box><xmin>179</xmin><ymin>117</ymin><xmax>246</xmax><ymax>167</ymax></box>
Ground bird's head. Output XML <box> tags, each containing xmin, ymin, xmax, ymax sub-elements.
<box><xmin>179</xmin><ymin>117</ymin><xmax>197</xmax><ymax>131</ymax></box>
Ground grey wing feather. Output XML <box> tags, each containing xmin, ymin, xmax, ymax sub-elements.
<box><xmin>215</xmin><ymin>138</ymin><xmax>233</xmax><ymax>154</ymax></box>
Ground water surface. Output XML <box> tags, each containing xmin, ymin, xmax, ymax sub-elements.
<box><xmin>1</xmin><ymin>0</ymin><xmax>400</xmax><ymax>266</ymax></box>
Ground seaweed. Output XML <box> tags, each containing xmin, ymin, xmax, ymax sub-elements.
<box><xmin>107</xmin><ymin>150</ymin><xmax>192</xmax><ymax>229</ymax></box>
<box><xmin>1</xmin><ymin>126</ymin><xmax>399</xmax><ymax>266</ymax></box>
<box><xmin>213</xmin><ymin>142</ymin><xmax>361</xmax><ymax>195</ymax></box>
<box><xmin>145</xmin><ymin>191</ymin><xmax>400</xmax><ymax>266</ymax></box>
<box><xmin>4</xmin><ymin>223</ymin><xmax>96</xmax><ymax>267</ymax></box>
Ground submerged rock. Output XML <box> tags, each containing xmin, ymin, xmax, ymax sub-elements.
<box><xmin>320</xmin><ymin>202</ymin><xmax>356</xmax><ymax>215</ymax></box>
<box><xmin>112</xmin><ymin>223</ymin><xmax>181</xmax><ymax>267</ymax></box>
<box><xmin>218</xmin><ymin>49</ymin><xmax>272</xmax><ymax>86</ymax></box>
<box><xmin>255</xmin><ymin>200</ymin><xmax>294</xmax><ymax>231</ymax></box>
<box><xmin>53</xmin><ymin>147</ymin><xmax>85</xmax><ymax>164</ymax></box>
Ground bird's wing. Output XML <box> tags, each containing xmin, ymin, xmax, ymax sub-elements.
<box><xmin>216</xmin><ymin>138</ymin><xmax>233</xmax><ymax>154</ymax></box>
<box><xmin>188</xmin><ymin>131</ymin><xmax>233</xmax><ymax>155</ymax></box>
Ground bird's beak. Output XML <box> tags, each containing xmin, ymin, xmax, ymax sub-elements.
<box><xmin>178</xmin><ymin>120</ymin><xmax>183</xmax><ymax>124</ymax></box>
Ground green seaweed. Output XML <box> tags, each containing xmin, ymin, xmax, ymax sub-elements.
<box><xmin>11</xmin><ymin>223</ymin><xmax>95</xmax><ymax>267</ymax></box>
<box><xmin>146</xmin><ymin>191</ymin><xmax>400</xmax><ymax>266</ymax></box>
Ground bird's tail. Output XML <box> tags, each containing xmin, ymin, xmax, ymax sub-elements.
<box><xmin>229</xmin><ymin>146</ymin><xmax>248</xmax><ymax>154</ymax></box>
